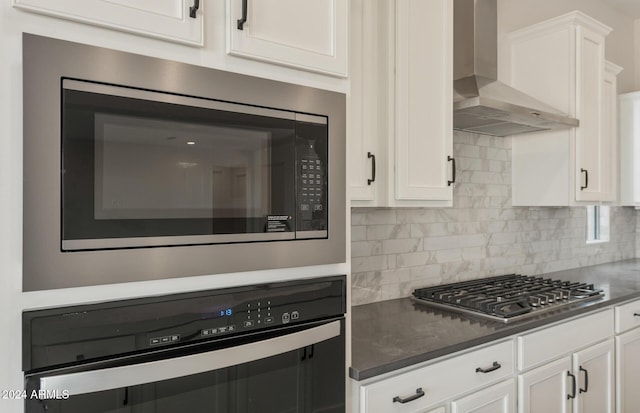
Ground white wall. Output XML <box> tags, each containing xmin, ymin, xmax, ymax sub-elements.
<box><xmin>0</xmin><ymin>3</ymin><xmax>348</xmax><ymax>412</ymax></box>
<box><xmin>498</xmin><ymin>0</ymin><xmax>637</xmax><ymax>93</ymax></box>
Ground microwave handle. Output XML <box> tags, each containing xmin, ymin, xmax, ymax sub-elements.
<box><xmin>38</xmin><ymin>320</ymin><xmax>341</xmax><ymax>398</ymax></box>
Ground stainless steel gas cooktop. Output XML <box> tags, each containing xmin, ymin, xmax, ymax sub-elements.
<box><xmin>412</xmin><ymin>274</ymin><xmax>604</xmax><ymax>323</ymax></box>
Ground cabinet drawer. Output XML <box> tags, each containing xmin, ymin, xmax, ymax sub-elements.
<box><xmin>517</xmin><ymin>309</ymin><xmax>613</xmax><ymax>371</ymax></box>
<box><xmin>359</xmin><ymin>340</ymin><xmax>515</xmax><ymax>413</ymax></box>
<box><xmin>615</xmin><ymin>298</ymin><xmax>640</xmax><ymax>334</ymax></box>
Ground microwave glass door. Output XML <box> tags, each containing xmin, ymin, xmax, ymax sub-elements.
<box><xmin>61</xmin><ymin>79</ymin><xmax>327</xmax><ymax>251</ymax></box>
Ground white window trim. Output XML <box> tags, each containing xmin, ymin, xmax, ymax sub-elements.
<box><xmin>586</xmin><ymin>205</ymin><xmax>610</xmax><ymax>244</ymax></box>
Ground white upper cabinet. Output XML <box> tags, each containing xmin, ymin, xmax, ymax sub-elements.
<box><xmin>509</xmin><ymin>12</ymin><xmax>619</xmax><ymax>206</ymax></box>
<box><xmin>12</xmin><ymin>0</ymin><xmax>204</xmax><ymax>46</ymax></box>
<box><xmin>349</xmin><ymin>0</ymin><xmax>453</xmax><ymax>207</ymax></box>
<box><xmin>599</xmin><ymin>61</ymin><xmax>622</xmax><ymax>202</ymax></box>
<box><xmin>393</xmin><ymin>0</ymin><xmax>453</xmax><ymax>205</ymax></box>
<box><xmin>619</xmin><ymin>92</ymin><xmax>640</xmax><ymax>207</ymax></box>
<box><xmin>348</xmin><ymin>0</ymin><xmax>380</xmax><ymax>203</ymax></box>
<box><xmin>226</xmin><ymin>0</ymin><xmax>348</xmax><ymax>77</ymax></box>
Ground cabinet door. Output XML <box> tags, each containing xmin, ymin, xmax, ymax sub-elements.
<box><xmin>451</xmin><ymin>380</ymin><xmax>515</xmax><ymax>413</ymax></box>
<box><xmin>349</xmin><ymin>0</ymin><xmax>380</xmax><ymax>202</ymax></box>
<box><xmin>393</xmin><ymin>0</ymin><xmax>453</xmax><ymax>203</ymax></box>
<box><xmin>518</xmin><ymin>357</ymin><xmax>572</xmax><ymax>413</ymax></box>
<box><xmin>226</xmin><ymin>0</ymin><xmax>348</xmax><ymax>77</ymax></box>
<box><xmin>572</xmin><ymin>339</ymin><xmax>614</xmax><ymax>413</ymax></box>
<box><xmin>616</xmin><ymin>328</ymin><xmax>640</xmax><ymax>413</ymax></box>
<box><xmin>510</xmin><ymin>12</ymin><xmax>612</xmax><ymax>206</ymax></box>
<box><xmin>12</xmin><ymin>0</ymin><xmax>204</xmax><ymax>46</ymax></box>
<box><xmin>618</xmin><ymin>92</ymin><xmax>640</xmax><ymax>206</ymax></box>
<box><xmin>595</xmin><ymin>62</ymin><xmax>622</xmax><ymax>203</ymax></box>
<box><xmin>574</xmin><ymin>26</ymin><xmax>606</xmax><ymax>202</ymax></box>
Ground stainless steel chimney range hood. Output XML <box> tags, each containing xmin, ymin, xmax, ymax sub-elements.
<box><xmin>453</xmin><ymin>0</ymin><xmax>579</xmax><ymax>137</ymax></box>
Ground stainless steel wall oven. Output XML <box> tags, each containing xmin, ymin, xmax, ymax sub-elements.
<box><xmin>23</xmin><ymin>275</ymin><xmax>346</xmax><ymax>413</ymax></box>
<box><xmin>22</xmin><ymin>34</ymin><xmax>346</xmax><ymax>290</ymax></box>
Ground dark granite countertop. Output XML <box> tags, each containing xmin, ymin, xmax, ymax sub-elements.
<box><xmin>350</xmin><ymin>259</ymin><xmax>640</xmax><ymax>381</ymax></box>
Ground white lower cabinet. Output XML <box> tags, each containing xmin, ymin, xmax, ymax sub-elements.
<box><xmin>451</xmin><ymin>379</ymin><xmax>516</xmax><ymax>413</ymax></box>
<box><xmin>518</xmin><ymin>342</ymin><xmax>614</xmax><ymax>413</ymax></box>
<box><xmin>573</xmin><ymin>340</ymin><xmax>615</xmax><ymax>413</ymax></box>
<box><xmin>356</xmin><ymin>340</ymin><xmax>514</xmax><ymax>413</ymax></box>
<box><xmin>352</xmin><ymin>307</ymin><xmax>629</xmax><ymax>413</ymax></box>
<box><xmin>616</xmin><ymin>329</ymin><xmax>640</xmax><ymax>413</ymax></box>
<box><xmin>516</xmin><ymin>310</ymin><xmax>615</xmax><ymax>413</ymax></box>
<box><xmin>518</xmin><ymin>357</ymin><xmax>571</xmax><ymax>413</ymax></box>
<box><xmin>518</xmin><ymin>340</ymin><xmax>615</xmax><ymax>413</ymax></box>
<box><xmin>615</xmin><ymin>298</ymin><xmax>640</xmax><ymax>413</ymax></box>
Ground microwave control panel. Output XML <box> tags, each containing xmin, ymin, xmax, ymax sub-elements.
<box><xmin>296</xmin><ymin>133</ymin><xmax>327</xmax><ymax>233</ymax></box>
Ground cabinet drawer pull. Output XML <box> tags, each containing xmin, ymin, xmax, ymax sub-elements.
<box><xmin>392</xmin><ymin>387</ymin><xmax>425</xmax><ymax>404</ymax></box>
<box><xmin>475</xmin><ymin>361</ymin><xmax>501</xmax><ymax>374</ymax></box>
<box><xmin>367</xmin><ymin>152</ymin><xmax>376</xmax><ymax>185</ymax></box>
<box><xmin>189</xmin><ymin>0</ymin><xmax>200</xmax><ymax>18</ymax></box>
<box><xmin>633</xmin><ymin>313</ymin><xmax>640</xmax><ymax>317</ymax></box>
<box><xmin>567</xmin><ymin>371</ymin><xmax>577</xmax><ymax>399</ymax></box>
<box><xmin>580</xmin><ymin>168</ymin><xmax>588</xmax><ymax>190</ymax></box>
<box><xmin>579</xmin><ymin>366</ymin><xmax>589</xmax><ymax>393</ymax></box>
<box><xmin>237</xmin><ymin>0</ymin><xmax>248</xmax><ymax>30</ymax></box>
<box><xmin>447</xmin><ymin>156</ymin><xmax>456</xmax><ymax>186</ymax></box>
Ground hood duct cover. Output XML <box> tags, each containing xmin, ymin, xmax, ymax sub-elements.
<box><xmin>453</xmin><ymin>0</ymin><xmax>579</xmax><ymax>136</ymax></box>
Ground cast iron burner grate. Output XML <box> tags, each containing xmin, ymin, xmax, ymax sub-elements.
<box><xmin>411</xmin><ymin>274</ymin><xmax>604</xmax><ymax>323</ymax></box>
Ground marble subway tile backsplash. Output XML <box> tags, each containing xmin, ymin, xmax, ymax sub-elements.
<box><xmin>351</xmin><ymin>131</ymin><xmax>638</xmax><ymax>305</ymax></box>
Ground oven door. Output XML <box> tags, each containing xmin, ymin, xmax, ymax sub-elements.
<box><xmin>25</xmin><ymin>319</ymin><xmax>344</xmax><ymax>413</ymax></box>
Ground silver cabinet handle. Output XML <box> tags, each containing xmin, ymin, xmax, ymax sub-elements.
<box><xmin>39</xmin><ymin>320</ymin><xmax>340</xmax><ymax>398</ymax></box>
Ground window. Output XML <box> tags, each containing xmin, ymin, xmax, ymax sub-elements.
<box><xmin>586</xmin><ymin>205</ymin><xmax>610</xmax><ymax>243</ymax></box>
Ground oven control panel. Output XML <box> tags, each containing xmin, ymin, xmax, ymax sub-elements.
<box><xmin>147</xmin><ymin>299</ymin><xmax>311</xmax><ymax>348</ymax></box>
<box><xmin>196</xmin><ymin>298</ymin><xmax>305</xmax><ymax>342</ymax></box>
<box><xmin>23</xmin><ymin>275</ymin><xmax>345</xmax><ymax>371</ymax></box>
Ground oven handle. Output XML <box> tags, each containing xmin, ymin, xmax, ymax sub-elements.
<box><xmin>38</xmin><ymin>320</ymin><xmax>341</xmax><ymax>398</ymax></box>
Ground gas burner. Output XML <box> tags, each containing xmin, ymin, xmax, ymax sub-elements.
<box><xmin>411</xmin><ymin>274</ymin><xmax>604</xmax><ymax>323</ymax></box>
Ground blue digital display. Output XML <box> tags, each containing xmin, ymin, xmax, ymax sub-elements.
<box><xmin>219</xmin><ymin>308</ymin><xmax>233</xmax><ymax>317</ymax></box>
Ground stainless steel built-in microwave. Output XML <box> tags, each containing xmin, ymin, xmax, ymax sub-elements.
<box><xmin>22</xmin><ymin>34</ymin><xmax>346</xmax><ymax>291</ymax></box>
